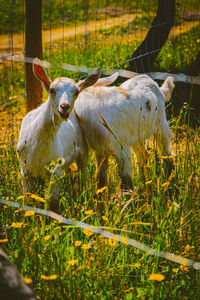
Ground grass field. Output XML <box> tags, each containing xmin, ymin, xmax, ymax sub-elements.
<box><xmin>0</xmin><ymin>99</ymin><xmax>200</xmax><ymax>299</ymax></box>
<box><xmin>0</xmin><ymin>1</ymin><xmax>200</xmax><ymax>299</ymax></box>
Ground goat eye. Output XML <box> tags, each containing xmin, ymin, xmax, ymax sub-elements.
<box><xmin>50</xmin><ymin>88</ymin><xmax>56</xmax><ymax>95</ymax></box>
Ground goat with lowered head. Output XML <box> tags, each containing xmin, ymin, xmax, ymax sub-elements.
<box><xmin>74</xmin><ymin>74</ymin><xmax>175</xmax><ymax>188</ymax></box>
<box><xmin>17</xmin><ymin>58</ymin><xmax>101</xmax><ymax>211</ymax></box>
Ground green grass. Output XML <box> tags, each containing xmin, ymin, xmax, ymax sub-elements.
<box><xmin>0</xmin><ymin>107</ymin><xmax>200</xmax><ymax>299</ymax></box>
<box><xmin>1</xmin><ymin>0</ymin><xmax>200</xmax><ymax>34</ymax></box>
<box><xmin>0</xmin><ymin>0</ymin><xmax>157</xmax><ymax>34</ymax></box>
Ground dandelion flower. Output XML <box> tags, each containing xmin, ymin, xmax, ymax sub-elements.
<box><xmin>68</xmin><ymin>259</ymin><xmax>78</xmax><ymax>266</ymax></box>
<box><xmin>30</xmin><ymin>194</ymin><xmax>45</xmax><ymax>203</ymax></box>
<box><xmin>96</xmin><ymin>186</ymin><xmax>107</xmax><ymax>195</ymax></box>
<box><xmin>81</xmin><ymin>244</ymin><xmax>91</xmax><ymax>250</ymax></box>
<box><xmin>180</xmin><ymin>265</ymin><xmax>189</xmax><ymax>272</ymax></box>
<box><xmin>24</xmin><ymin>278</ymin><xmax>32</xmax><ymax>284</ymax></box>
<box><xmin>11</xmin><ymin>222</ymin><xmax>23</xmax><ymax>228</ymax></box>
<box><xmin>25</xmin><ymin>210</ymin><xmax>35</xmax><ymax>217</ymax></box>
<box><xmin>83</xmin><ymin>229</ymin><xmax>93</xmax><ymax>236</ymax></box>
<box><xmin>84</xmin><ymin>210</ymin><xmax>93</xmax><ymax>215</ymax></box>
<box><xmin>0</xmin><ymin>239</ymin><xmax>8</xmax><ymax>243</ymax></box>
<box><xmin>149</xmin><ymin>274</ymin><xmax>165</xmax><ymax>281</ymax></box>
<box><xmin>14</xmin><ymin>209</ymin><xmax>22</xmax><ymax>214</ymax></box>
<box><xmin>44</xmin><ymin>235</ymin><xmax>51</xmax><ymax>241</ymax></box>
<box><xmin>75</xmin><ymin>240</ymin><xmax>82</xmax><ymax>247</ymax></box>
<box><xmin>121</xmin><ymin>237</ymin><xmax>128</xmax><ymax>244</ymax></box>
<box><xmin>102</xmin><ymin>216</ymin><xmax>108</xmax><ymax>222</ymax></box>
<box><xmin>17</xmin><ymin>195</ymin><xmax>25</xmax><ymax>200</ymax></box>
<box><xmin>172</xmin><ymin>268</ymin><xmax>179</xmax><ymax>273</ymax></box>
<box><xmin>185</xmin><ymin>244</ymin><xmax>191</xmax><ymax>251</ymax></box>
<box><xmin>134</xmin><ymin>263</ymin><xmax>141</xmax><ymax>269</ymax></box>
<box><xmin>108</xmin><ymin>238</ymin><xmax>117</xmax><ymax>246</ymax></box>
<box><xmin>40</xmin><ymin>274</ymin><xmax>58</xmax><ymax>280</ymax></box>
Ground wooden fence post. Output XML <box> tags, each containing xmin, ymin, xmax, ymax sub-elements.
<box><xmin>25</xmin><ymin>0</ymin><xmax>43</xmax><ymax>112</ymax></box>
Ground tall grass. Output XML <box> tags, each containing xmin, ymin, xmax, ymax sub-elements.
<box><xmin>0</xmin><ymin>97</ymin><xmax>200</xmax><ymax>299</ymax></box>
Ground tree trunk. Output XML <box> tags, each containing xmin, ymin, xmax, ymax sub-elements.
<box><xmin>25</xmin><ymin>0</ymin><xmax>43</xmax><ymax>112</ymax></box>
<box><xmin>129</xmin><ymin>0</ymin><xmax>175</xmax><ymax>73</ymax></box>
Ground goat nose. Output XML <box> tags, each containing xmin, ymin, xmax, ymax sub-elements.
<box><xmin>60</xmin><ymin>103</ymin><xmax>70</xmax><ymax>112</ymax></box>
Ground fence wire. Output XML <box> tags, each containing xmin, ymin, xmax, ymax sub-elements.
<box><xmin>0</xmin><ymin>0</ymin><xmax>200</xmax><ymax>143</ymax></box>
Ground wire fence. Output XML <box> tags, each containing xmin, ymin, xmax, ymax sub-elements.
<box><xmin>1</xmin><ymin>198</ymin><xmax>200</xmax><ymax>270</ymax></box>
<box><xmin>0</xmin><ymin>0</ymin><xmax>200</xmax><ymax>144</ymax></box>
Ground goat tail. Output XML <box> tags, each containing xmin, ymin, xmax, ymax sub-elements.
<box><xmin>160</xmin><ymin>76</ymin><xmax>175</xmax><ymax>103</ymax></box>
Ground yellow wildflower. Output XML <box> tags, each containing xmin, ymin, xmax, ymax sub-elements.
<box><xmin>0</xmin><ymin>239</ymin><xmax>8</xmax><ymax>243</ymax></box>
<box><xmin>185</xmin><ymin>244</ymin><xmax>191</xmax><ymax>251</ymax></box>
<box><xmin>24</xmin><ymin>278</ymin><xmax>32</xmax><ymax>284</ymax></box>
<box><xmin>172</xmin><ymin>268</ymin><xmax>179</xmax><ymax>273</ymax></box>
<box><xmin>75</xmin><ymin>240</ymin><xmax>82</xmax><ymax>247</ymax></box>
<box><xmin>121</xmin><ymin>237</ymin><xmax>128</xmax><ymax>244</ymax></box>
<box><xmin>83</xmin><ymin>229</ymin><xmax>93</xmax><ymax>236</ymax></box>
<box><xmin>180</xmin><ymin>265</ymin><xmax>189</xmax><ymax>272</ymax></box>
<box><xmin>40</xmin><ymin>274</ymin><xmax>58</xmax><ymax>280</ymax></box>
<box><xmin>134</xmin><ymin>263</ymin><xmax>141</xmax><ymax>269</ymax></box>
<box><xmin>30</xmin><ymin>194</ymin><xmax>45</xmax><ymax>203</ymax></box>
<box><xmin>102</xmin><ymin>216</ymin><xmax>108</xmax><ymax>222</ymax></box>
<box><xmin>81</xmin><ymin>244</ymin><xmax>91</xmax><ymax>250</ymax></box>
<box><xmin>17</xmin><ymin>195</ymin><xmax>25</xmax><ymax>200</ymax></box>
<box><xmin>84</xmin><ymin>210</ymin><xmax>93</xmax><ymax>215</ymax></box>
<box><xmin>14</xmin><ymin>209</ymin><xmax>22</xmax><ymax>214</ymax></box>
<box><xmin>68</xmin><ymin>259</ymin><xmax>78</xmax><ymax>266</ymax></box>
<box><xmin>11</xmin><ymin>222</ymin><xmax>23</xmax><ymax>228</ymax></box>
<box><xmin>96</xmin><ymin>186</ymin><xmax>107</xmax><ymax>195</ymax></box>
<box><xmin>149</xmin><ymin>274</ymin><xmax>165</xmax><ymax>281</ymax></box>
<box><xmin>44</xmin><ymin>235</ymin><xmax>51</xmax><ymax>241</ymax></box>
<box><xmin>25</xmin><ymin>210</ymin><xmax>35</xmax><ymax>217</ymax></box>
<box><xmin>108</xmin><ymin>238</ymin><xmax>117</xmax><ymax>247</ymax></box>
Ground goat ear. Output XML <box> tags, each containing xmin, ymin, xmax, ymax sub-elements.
<box><xmin>77</xmin><ymin>67</ymin><xmax>101</xmax><ymax>91</ymax></box>
<box><xmin>33</xmin><ymin>58</ymin><xmax>51</xmax><ymax>91</ymax></box>
<box><xmin>93</xmin><ymin>72</ymin><xmax>118</xmax><ymax>87</ymax></box>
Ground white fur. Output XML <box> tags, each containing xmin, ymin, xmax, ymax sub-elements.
<box><xmin>74</xmin><ymin>74</ymin><xmax>174</xmax><ymax>186</ymax></box>
<box><xmin>17</xmin><ymin>61</ymin><xmax>101</xmax><ymax>210</ymax></box>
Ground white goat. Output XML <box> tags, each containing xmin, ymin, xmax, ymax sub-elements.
<box><xmin>17</xmin><ymin>58</ymin><xmax>102</xmax><ymax>211</ymax></box>
<box><xmin>74</xmin><ymin>74</ymin><xmax>175</xmax><ymax>187</ymax></box>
